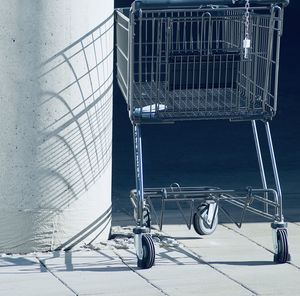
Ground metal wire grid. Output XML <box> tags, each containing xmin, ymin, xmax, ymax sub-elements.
<box><xmin>132</xmin><ymin>82</ymin><xmax>265</xmax><ymax>120</ymax></box>
<box><xmin>120</xmin><ymin>6</ymin><xmax>283</xmax><ymax>122</ymax></box>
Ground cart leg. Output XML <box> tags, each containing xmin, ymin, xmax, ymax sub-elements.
<box><xmin>133</xmin><ymin>124</ymin><xmax>144</xmax><ymax>260</ymax></box>
<box><xmin>251</xmin><ymin>120</ymin><xmax>268</xmax><ymax>213</ymax></box>
<box><xmin>264</xmin><ymin>121</ymin><xmax>290</xmax><ymax>263</ymax></box>
<box><xmin>264</xmin><ymin>121</ymin><xmax>283</xmax><ymax>221</ymax></box>
<box><xmin>132</xmin><ymin>124</ymin><xmax>155</xmax><ymax>268</ymax></box>
<box><xmin>133</xmin><ymin>124</ymin><xmax>144</xmax><ymax>229</ymax></box>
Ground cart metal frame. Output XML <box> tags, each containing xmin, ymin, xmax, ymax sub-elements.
<box><xmin>116</xmin><ymin>0</ymin><xmax>290</xmax><ymax>269</ymax></box>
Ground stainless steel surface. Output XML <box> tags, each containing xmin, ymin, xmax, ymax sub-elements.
<box><xmin>252</xmin><ymin>120</ymin><xmax>269</xmax><ymax>213</ymax></box>
<box><xmin>265</xmin><ymin>121</ymin><xmax>284</xmax><ymax>222</ymax></box>
<box><xmin>115</xmin><ymin>1</ymin><xmax>289</xmax><ymax>265</ymax></box>
<box><xmin>133</xmin><ymin>124</ymin><xmax>145</xmax><ymax>227</ymax></box>
<box><xmin>116</xmin><ymin>4</ymin><xmax>284</xmax><ymax>123</ymax></box>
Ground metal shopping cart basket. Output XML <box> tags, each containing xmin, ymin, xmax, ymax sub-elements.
<box><xmin>115</xmin><ymin>0</ymin><xmax>290</xmax><ymax>269</ymax></box>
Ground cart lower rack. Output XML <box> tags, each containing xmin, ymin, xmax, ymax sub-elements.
<box><xmin>116</xmin><ymin>0</ymin><xmax>290</xmax><ymax>269</ymax></box>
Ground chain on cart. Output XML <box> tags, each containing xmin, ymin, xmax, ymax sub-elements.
<box><xmin>243</xmin><ymin>0</ymin><xmax>251</xmax><ymax>58</ymax></box>
<box><xmin>116</xmin><ymin>0</ymin><xmax>290</xmax><ymax>269</ymax></box>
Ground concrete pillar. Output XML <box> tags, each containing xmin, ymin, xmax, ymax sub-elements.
<box><xmin>0</xmin><ymin>0</ymin><xmax>114</xmax><ymax>252</ymax></box>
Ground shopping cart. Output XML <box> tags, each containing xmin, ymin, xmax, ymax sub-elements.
<box><xmin>115</xmin><ymin>0</ymin><xmax>290</xmax><ymax>269</ymax></box>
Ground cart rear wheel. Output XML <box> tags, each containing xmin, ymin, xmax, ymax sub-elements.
<box><xmin>193</xmin><ymin>203</ymin><xmax>218</xmax><ymax>235</ymax></box>
<box><xmin>274</xmin><ymin>228</ymin><xmax>290</xmax><ymax>263</ymax></box>
<box><xmin>137</xmin><ymin>234</ymin><xmax>155</xmax><ymax>269</ymax></box>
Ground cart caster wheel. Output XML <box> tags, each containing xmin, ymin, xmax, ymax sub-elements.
<box><xmin>143</xmin><ymin>204</ymin><xmax>151</xmax><ymax>230</ymax></box>
<box><xmin>274</xmin><ymin>228</ymin><xmax>290</xmax><ymax>264</ymax></box>
<box><xmin>193</xmin><ymin>203</ymin><xmax>218</xmax><ymax>235</ymax></box>
<box><xmin>137</xmin><ymin>234</ymin><xmax>155</xmax><ymax>269</ymax></box>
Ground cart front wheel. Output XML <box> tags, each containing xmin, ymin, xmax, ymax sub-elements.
<box><xmin>274</xmin><ymin>228</ymin><xmax>290</xmax><ymax>263</ymax></box>
<box><xmin>193</xmin><ymin>203</ymin><xmax>218</xmax><ymax>235</ymax></box>
<box><xmin>143</xmin><ymin>204</ymin><xmax>151</xmax><ymax>230</ymax></box>
<box><xmin>137</xmin><ymin>234</ymin><xmax>155</xmax><ymax>269</ymax></box>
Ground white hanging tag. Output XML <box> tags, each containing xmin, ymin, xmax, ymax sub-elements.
<box><xmin>243</xmin><ymin>37</ymin><xmax>251</xmax><ymax>59</ymax></box>
<box><xmin>243</xmin><ymin>37</ymin><xmax>251</xmax><ymax>49</ymax></box>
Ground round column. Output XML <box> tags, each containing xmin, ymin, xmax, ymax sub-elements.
<box><xmin>0</xmin><ymin>0</ymin><xmax>113</xmax><ymax>252</ymax></box>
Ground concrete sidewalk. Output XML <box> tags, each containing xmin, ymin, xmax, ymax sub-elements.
<box><xmin>1</xmin><ymin>210</ymin><xmax>300</xmax><ymax>296</ymax></box>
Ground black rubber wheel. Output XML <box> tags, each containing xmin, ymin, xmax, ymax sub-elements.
<box><xmin>193</xmin><ymin>203</ymin><xmax>218</xmax><ymax>235</ymax></box>
<box><xmin>143</xmin><ymin>204</ymin><xmax>151</xmax><ymax>230</ymax></box>
<box><xmin>274</xmin><ymin>228</ymin><xmax>290</xmax><ymax>263</ymax></box>
<box><xmin>137</xmin><ymin>234</ymin><xmax>155</xmax><ymax>269</ymax></box>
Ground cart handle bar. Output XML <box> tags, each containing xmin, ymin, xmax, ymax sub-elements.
<box><xmin>132</xmin><ymin>0</ymin><xmax>289</xmax><ymax>11</ymax></box>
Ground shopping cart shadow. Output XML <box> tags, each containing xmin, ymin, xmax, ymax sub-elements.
<box><xmin>108</xmin><ymin>245</ymin><xmax>277</xmax><ymax>269</ymax></box>
<box><xmin>36</xmin><ymin>12</ymin><xmax>114</xmax><ymax>219</ymax></box>
<box><xmin>206</xmin><ymin>260</ymin><xmax>276</xmax><ymax>266</ymax></box>
<box><xmin>38</xmin><ymin>249</ymin><xmax>137</xmax><ymax>273</ymax></box>
<box><xmin>3</xmin><ymin>12</ymin><xmax>115</xmax><ymax>251</ymax></box>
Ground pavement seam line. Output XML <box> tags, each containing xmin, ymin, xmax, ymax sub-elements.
<box><xmin>221</xmin><ymin>224</ymin><xmax>300</xmax><ymax>271</ymax></box>
<box><xmin>112</xmin><ymin>249</ymin><xmax>170</xmax><ymax>296</ymax></box>
<box><xmin>113</xmin><ymin>223</ymin><xmax>259</xmax><ymax>295</ymax></box>
<box><xmin>167</xmin><ymin>238</ymin><xmax>259</xmax><ymax>296</ymax></box>
<box><xmin>36</xmin><ymin>256</ymin><xmax>79</xmax><ymax>296</ymax></box>
<box><xmin>109</xmin><ymin>223</ymin><xmax>257</xmax><ymax>294</ymax></box>
<box><xmin>221</xmin><ymin>223</ymin><xmax>274</xmax><ymax>253</ymax></box>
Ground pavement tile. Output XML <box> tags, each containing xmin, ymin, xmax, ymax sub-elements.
<box><xmin>0</xmin><ymin>255</ymin><xmax>74</xmax><ymax>296</ymax></box>
<box><xmin>116</xmin><ymin>246</ymin><xmax>253</xmax><ymax>296</ymax></box>
<box><xmin>1</xmin><ymin>210</ymin><xmax>300</xmax><ymax>296</ymax></box>
<box><xmin>163</xmin><ymin>221</ymin><xmax>300</xmax><ymax>296</ymax></box>
<box><xmin>38</xmin><ymin>249</ymin><xmax>163</xmax><ymax>296</ymax></box>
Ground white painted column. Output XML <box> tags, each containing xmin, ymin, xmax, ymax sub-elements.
<box><xmin>0</xmin><ymin>0</ymin><xmax>114</xmax><ymax>253</ymax></box>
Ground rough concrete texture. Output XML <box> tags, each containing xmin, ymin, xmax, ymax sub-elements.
<box><xmin>0</xmin><ymin>0</ymin><xmax>114</xmax><ymax>253</ymax></box>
